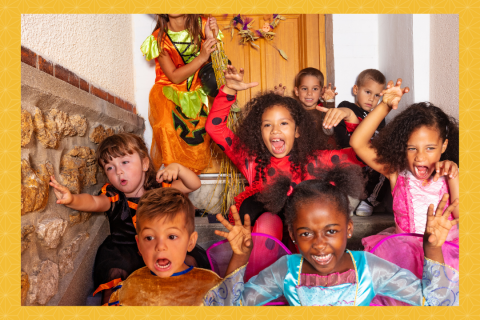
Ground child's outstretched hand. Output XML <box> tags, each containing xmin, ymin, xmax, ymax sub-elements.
<box><xmin>156</xmin><ymin>163</ymin><xmax>181</xmax><ymax>183</ymax></box>
<box><xmin>317</xmin><ymin>106</ymin><xmax>358</xmax><ymax>129</ymax></box>
<box><xmin>322</xmin><ymin>83</ymin><xmax>338</xmax><ymax>101</ymax></box>
<box><xmin>215</xmin><ymin>206</ymin><xmax>252</xmax><ymax>256</ymax></box>
<box><xmin>223</xmin><ymin>65</ymin><xmax>258</xmax><ymax>93</ymax></box>
<box><xmin>433</xmin><ymin>160</ymin><xmax>459</xmax><ymax>182</ymax></box>
<box><xmin>273</xmin><ymin>83</ymin><xmax>286</xmax><ymax>96</ymax></box>
<box><xmin>424</xmin><ymin>194</ymin><xmax>459</xmax><ymax>250</ymax></box>
<box><xmin>379</xmin><ymin>79</ymin><xmax>409</xmax><ymax>110</ymax></box>
<box><xmin>49</xmin><ymin>176</ymin><xmax>73</xmax><ymax>205</ymax></box>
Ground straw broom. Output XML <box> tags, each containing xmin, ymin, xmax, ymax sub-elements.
<box><xmin>206</xmin><ymin>40</ymin><xmax>245</xmax><ymax>216</ymax></box>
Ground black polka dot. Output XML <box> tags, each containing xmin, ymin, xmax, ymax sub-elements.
<box><xmin>212</xmin><ymin>117</ymin><xmax>222</xmax><ymax>125</ymax></box>
<box><xmin>224</xmin><ymin>116</ymin><xmax>228</xmax><ymax>122</ymax></box>
<box><xmin>291</xmin><ymin>182</ymin><xmax>297</xmax><ymax>188</ymax></box>
<box><xmin>245</xmin><ymin>159</ymin><xmax>249</xmax><ymax>169</ymax></box>
<box><xmin>265</xmin><ymin>238</ymin><xmax>275</xmax><ymax>250</ymax></box>
<box><xmin>226</xmin><ymin>94</ymin><xmax>235</xmax><ymax>101</ymax></box>
<box><xmin>331</xmin><ymin>155</ymin><xmax>340</xmax><ymax>164</ymax></box>
<box><xmin>307</xmin><ymin>163</ymin><xmax>314</xmax><ymax>175</ymax></box>
<box><xmin>267</xmin><ymin>167</ymin><xmax>276</xmax><ymax>176</ymax></box>
<box><xmin>217</xmin><ymin>144</ymin><xmax>225</xmax><ymax>151</ymax></box>
<box><xmin>225</xmin><ymin>137</ymin><xmax>232</xmax><ymax>146</ymax></box>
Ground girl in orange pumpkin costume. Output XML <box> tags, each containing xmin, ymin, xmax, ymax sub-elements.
<box><xmin>141</xmin><ymin>14</ymin><xmax>220</xmax><ymax>174</ymax></box>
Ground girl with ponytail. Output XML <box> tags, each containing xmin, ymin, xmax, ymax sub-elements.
<box><xmin>207</xmin><ymin>164</ymin><xmax>459</xmax><ymax>306</ymax></box>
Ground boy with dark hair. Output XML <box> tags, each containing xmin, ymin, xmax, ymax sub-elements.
<box><xmin>334</xmin><ymin>69</ymin><xmax>388</xmax><ymax>216</ymax></box>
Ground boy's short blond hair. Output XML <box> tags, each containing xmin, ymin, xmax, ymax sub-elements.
<box><xmin>355</xmin><ymin>69</ymin><xmax>386</xmax><ymax>87</ymax></box>
<box><xmin>136</xmin><ymin>188</ymin><xmax>195</xmax><ymax>235</ymax></box>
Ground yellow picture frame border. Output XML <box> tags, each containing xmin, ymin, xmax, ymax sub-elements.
<box><xmin>5</xmin><ymin>1</ymin><xmax>476</xmax><ymax>318</ymax></box>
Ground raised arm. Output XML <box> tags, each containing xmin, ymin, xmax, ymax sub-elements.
<box><xmin>156</xmin><ymin>163</ymin><xmax>201</xmax><ymax>194</ymax></box>
<box><xmin>349</xmin><ymin>79</ymin><xmax>409</xmax><ymax>177</ymax></box>
<box><xmin>214</xmin><ymin>206</ymin><xmax>252</xmax><ymax>275</ymax></box>
<box><xmin>206</xmin><ymin>65</ymin><xmax>259</xmax><ymax>181</ymax></box>
<box><xmin>50</xmin><ymin>176</ymin><xmax>110</xmax><ymax>212</ymax></box>
<box><xmin>157</xmin><ymin>37</ymin><xmax>217</xmax><ymax>84</ymax></box>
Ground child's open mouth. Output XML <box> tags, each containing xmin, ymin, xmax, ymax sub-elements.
<box><xmin>121</xmin><ymin>179</ymin><xmax>127</xmax><ymax>186</ymax></box>
<box><xmin>271</xmin><ymin>138</ymin><xmax>286</xmax><ymax>154</ymax></box>
<box><xmin>312</xmin><ymin>253</ymin><xmax>333</xmax><ymax>265</ymax></box>
<box><xmin>155</xmin><ymin>258</ymin><xmax>172</xmax><ymax>271</ymax></box>
<box><xmin>414</xmin><ymin>165</ymin><xmax>430</xmax><ymax>179</ymax></box>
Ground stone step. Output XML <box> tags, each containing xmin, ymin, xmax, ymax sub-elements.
<box><xmin>195</xmin><ymin>212</ymin><xmax>395</xmax><ymax>252</ymax></box>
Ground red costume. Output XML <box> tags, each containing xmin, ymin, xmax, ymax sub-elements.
<box><xmin>206</xmin><ymin>87</ymin><xmax>365</xmax><ymax>222</ymax></box>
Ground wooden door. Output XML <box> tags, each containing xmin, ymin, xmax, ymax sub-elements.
<box><xmin>202</xmin><ymin>14</ymin><xmax>327</xmax><ymax>173</ymax></box>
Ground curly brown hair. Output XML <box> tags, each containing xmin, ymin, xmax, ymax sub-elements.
<box><xmin>258</xmin><ymin>164</ymin><xmax>366</xmax><ymax>231</ymax></box>
<box><xmin>97</xmin><ymin>133</ymin><xmax>160</xmax><ymax>192</ymax></box>
<box><xmin>371</xmin><ymin>102</ymin><xmax>459</xmax><ymax>174</ymax></box>
<box><xmin>234</xmin><ymin>92</ymin><xmax>334</xmax><ymax>183</ymax></box>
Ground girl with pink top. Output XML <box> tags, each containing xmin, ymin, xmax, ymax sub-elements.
<box><xmin>350</xmin><ymin>79</ymin><xmax>459</xmax><ymax>306</ymax></box>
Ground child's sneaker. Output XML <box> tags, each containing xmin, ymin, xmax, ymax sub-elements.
<box><xmin>355</xmin><ymin>201</ymin><xmax>374</xmax><ymax>216</ymax></box>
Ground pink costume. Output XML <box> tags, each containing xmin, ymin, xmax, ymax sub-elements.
<box><xmin>362</xmin><ymin>170</ymin><xmax>459</xmax><ymax>306</ymax></box>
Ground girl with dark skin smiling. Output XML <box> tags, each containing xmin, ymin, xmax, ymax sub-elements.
<box><xmin>207</xmin><ymin>164</ymin><xmax>459</xmax><ymax>306</ymax></box>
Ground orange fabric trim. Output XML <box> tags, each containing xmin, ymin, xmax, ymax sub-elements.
<box><xmin>101</xmin><ymin>183</ymin><xmax>110</xmax><ymax>195</ymax></box>
<box><xmin>162</xmin><ymin>182</ymin><xmax>172</xmax><ymax>188</ymax></box>
<box><xmin>109</xmin><ymin>194</ymin><xmax>119</xmax><ymax>202</ymax></box>
<box><xmin>127</xmin><ymin>201</ymin><xmax>138</xmax><ymax>210</ymax></box>
<box><xmin>92</xmin><ymin>278</ymin><xmax>122</xmax><ymax>297</ymax></box>
<box><xmin>132</xmin><ymin>215</ymin><xmax>137</xmax><ymax>229</ymax></box>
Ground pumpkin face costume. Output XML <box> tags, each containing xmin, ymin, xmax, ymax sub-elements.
<box><xmin>142</xmin><ymin>17</ymin><xmax>214</xmax><ymax>174</ymax></box>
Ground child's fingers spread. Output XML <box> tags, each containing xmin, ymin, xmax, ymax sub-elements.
<box><xmin>435</xmin><ymin>194</ymin><xmax>450</xmax><ymax>215</ymax></box>
<box><xmin>244</xmin><ymin>214</ymin><xmax>251</xmax><ymax>231</ymax></box>
<box><xmin>214</xmin><ymin>230</ymin><xmax>229</xmax><ymax>239</ymax></box>
<box><xmin>443</xmin><ymin>199</ymin><xmax>459</xmax><ymax>217</ymax></box>
<box><xmin>386</xmin><ymin>80</ymin><xmax>394</xmax><ymax>88</ymax></box>
<box><xmin>443</xmin><ymin>161</ymin><xmax>451</xmax><ymax>176</ymax></box>
<box><xmin>395</xmin><ymin>78</ymin><xmax>403</xmax><ymax>86</ymax></box>
<box><xmin>403</xmin><ymin>87</ymin><xmax>410</xmax><ymax>93</ymax></box>
<box><xmin>216</xmin><ymin>214</ymin><xmax>233</xmax><ymax>231</ymax></box>
<box><xmin>427</xmin><ymin>203</ymin><xmax>435</xmax><ymax>217</ymax></box>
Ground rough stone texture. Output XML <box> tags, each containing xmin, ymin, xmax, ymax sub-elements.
<box><xmin>21</xmin><ymin>109</ymin><xmax>33</xmax><ymax>147</ymax></box>
<box><xmin>36</xmin><ymin>218</ymin><xmax>68</xmax><ymax>249</ymax></box>
<box><xmin>21</xmin><ymin>62</ymin><xmax>144</xmax><ymax>306</ymax></box>
<box><xmin>89</xmin><ymin>125</ymin><xmax>115</xmax><ymax>144</ymax></box>
<box><xmin>21</xmin><ymin>225</ymin><xmax>35</xmax><ymax>253</ymax></box>
<box><xmin>59</xmin><ymin>232</ymin><xmax>90</xmax><ymax>276</ymax></box>
<box><xmin>21</xmin><ymin>159</ymin><xmax>54</xmax><ymax>215</ymax></box>
<box><xmin>69</xmin><ymin>114</ymin><xmax>87</xmax><ymax>136</ymax></box>
<box><xmin>69</xmin><ymin>211</ymin><xmax>92</xmax><ymax>226</ymax></box>
<box><xmin>27</xmin><ymin>260</ymin><xmax>59</xmax><ymax>305</ymax></box>
<box><xmin>32</xmin><ymin>107</ymin><xmax>88</xmax><ymax>149</ymax></box>
<box><xmin>60</xmin><ymin>147</ymin><xmax>97</xmax><ymax>194</ymax></box>
<box><xmin>21</xmin><ymin>271</ymin><xmax>29</xmax><ymax>306</ymax></box>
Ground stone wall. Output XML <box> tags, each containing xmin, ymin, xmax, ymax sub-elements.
<box><xmin>21</xmin><ymin>62</ymin><xmax>145</xmax><ymax>306</ymax></box>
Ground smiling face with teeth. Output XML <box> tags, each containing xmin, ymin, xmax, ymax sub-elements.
<box><xmin>261</xmin><ymin>105</ymin><xmax>300</xmax><ymax>158</ymax></box>
<box><xmin>290</xmin><ymin>200</ymin><xmax>354</xmax><ymax>276</ymax></box>
<box><xmin>294</xmin><ymin>75</ymin><xmax>323</xmax><ymax>110</ymax></box>
<box><xmin>135</xmin><ymin>212</ymin><xmax>198</xmax><ymax>278</ymax></box>
<box><xmin>406</xmin><ymin>125</ymin><xmax>448</xmax><ymax>180</ymax></box>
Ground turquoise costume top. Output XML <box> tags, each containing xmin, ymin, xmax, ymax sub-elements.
<box><xmin>205</xmin><ymin>250</ymin><xmax>459</xmax><ymax>306</ymax></box>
